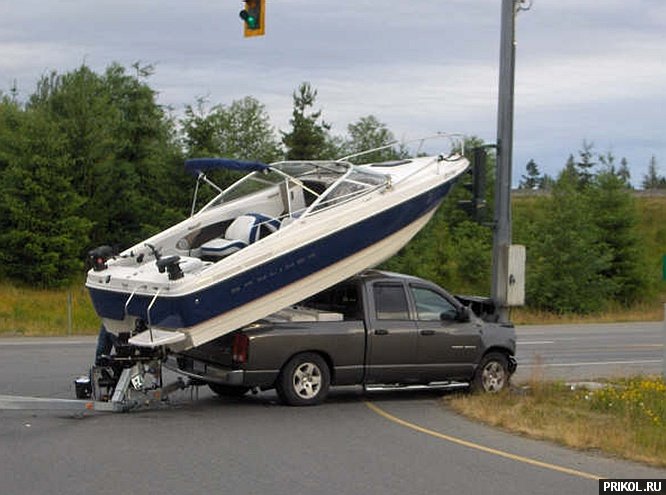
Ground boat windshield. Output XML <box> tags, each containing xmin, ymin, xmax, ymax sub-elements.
<box><xmin>200</xmin><ymin>161</ymin><xmax>388</xmax><ymax>217</ymax></box>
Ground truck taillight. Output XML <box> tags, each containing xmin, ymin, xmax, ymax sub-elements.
<box><xmin>232</xmin><ymin>334</ymin><xmax>249</xmax><ymax>364</ymax></box>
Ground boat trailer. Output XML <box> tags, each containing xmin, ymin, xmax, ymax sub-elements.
<box><xmin>0</xmin><ymin>334</ymin><xmax>200</xmax><ymax>413</ymax></box>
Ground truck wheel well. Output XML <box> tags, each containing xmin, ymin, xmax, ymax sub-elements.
<box><xmin>279</xmin><ymin>350</ymin><xmax>335</xmax><ymax>383</ymax></box>
<box><xmin>479</xmin><ymin>347</ymin><xmax>516</xmax><ymax>373</ymax></box>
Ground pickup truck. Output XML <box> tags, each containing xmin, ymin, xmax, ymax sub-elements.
<box><xmin>170</xmin><ymin>270</ymin><xmax>517</xmax><ymax>406</ymax></box>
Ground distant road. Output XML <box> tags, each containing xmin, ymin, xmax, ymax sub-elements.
<box><xmin>514</xmin><ymin>321</ymin><xmax>665</xmax><ymax>382</ymax></box>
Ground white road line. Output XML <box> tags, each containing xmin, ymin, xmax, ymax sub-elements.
<box><xmin>520</xmin><ymin>359</ymin><xmax>661</xmax><ymax>368</ymax></box>
<box><xmin>0</xmin><ymin>339</ymin><xmax>94</xmax><ymax>347</ymax></box>
<box><xmin>519</xmin><ymin>341</ymin><xmax>555</xmax><ymax>345</ymax></box>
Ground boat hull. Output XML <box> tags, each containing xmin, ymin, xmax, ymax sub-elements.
<box><xmin>88</xmin><ymin>179</ymin><xmax>454</xmax><ymax>349</ymax></box>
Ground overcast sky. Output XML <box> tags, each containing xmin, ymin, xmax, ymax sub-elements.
<box><xmin>1</xmin><ymin>0</ymin><xmax>664</xmax><ymax>186</ymax></box>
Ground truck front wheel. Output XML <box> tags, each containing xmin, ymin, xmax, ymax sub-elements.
<box><xmin>471</xmin><ymin>352</ymin><xmax>510</xmax><ymax>393</ymax></box>
<box><xmin>277</xmin><ymin>353</ymin><xmax>330</xmax><ymax>406</ymax></box>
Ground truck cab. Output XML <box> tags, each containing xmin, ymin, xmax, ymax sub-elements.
<box><xmin>172</xmin><ymin>271</ymin><xmax>517</xmax><ymax>405</ymax></box>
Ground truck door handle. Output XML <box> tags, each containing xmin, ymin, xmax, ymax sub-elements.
<box><xmin>374</xmin><ymin>329</ymin><xmax>389</xmax><ymax>336</ymax></box>
<box><xmin>420</xmin><ymin>330</ymin><xmax>435</xmax><ymax>336</ymax></box>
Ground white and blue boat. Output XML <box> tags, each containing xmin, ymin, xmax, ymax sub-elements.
<box><xmin>86</xmin><ymin>134</ymin><xmax>469</xmax><ymax>350</ymax></box>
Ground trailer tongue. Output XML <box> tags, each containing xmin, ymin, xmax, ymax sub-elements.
<box><xmin>0</xmin><ymin>333</ymin><xmax>195</xmax><ymax>414</ymax></box>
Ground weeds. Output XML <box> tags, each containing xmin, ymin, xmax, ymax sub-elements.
<box><xmin>448</xmin><ymin>377</ymin><xmax>666</xmax><ymax>467</ymax></box>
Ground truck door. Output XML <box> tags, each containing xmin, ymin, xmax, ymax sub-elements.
<box><xmin>409</xmin><ymin>284</ymin><xmax>483</xmax><ymax>382</ymax></box>
<box><xmin>365</xmin><ymin>282</ymin><xmax>419</xmax><ymax>384</ymax></box>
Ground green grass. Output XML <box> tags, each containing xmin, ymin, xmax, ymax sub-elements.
<box><xmin>448</xmin><ymin>377</ymin><xmax>666</xmax><ymax>467</ymax></box>
<box><xmin>0</xmin><ymin>281</ymin><xmax>99</xmax><ymax>336</ymax></box>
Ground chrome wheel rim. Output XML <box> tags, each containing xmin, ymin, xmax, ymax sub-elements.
<box><xmin>481</xmin><ymin>361</ymin><xmax>506</xmax><ymax>393</ymax></box>
<box><xmin>292</xmin><ymin>362</ymin><xmax>322</xmax><ymax>399</ymax></box>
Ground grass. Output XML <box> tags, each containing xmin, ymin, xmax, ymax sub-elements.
<box><xmin>511</xmin><ymin>299</ymin><xmax>666</xmax><ymax>325</ymax></box>
<box><xmin>448</xmin><ymin>376</ymin><xmax>666</xmax><ymax>467</ymax></box>
<box><xmin>0</xmin><ymin>281</ymin><xmax>99</xmax><ymax>336</ymax></box>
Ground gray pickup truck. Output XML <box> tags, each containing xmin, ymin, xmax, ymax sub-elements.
<box><xmin>171</xmin><ymin>270</ymin><xmax>517</xmax><ymax>406</ymax></box>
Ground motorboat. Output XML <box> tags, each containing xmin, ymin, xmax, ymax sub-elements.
<box><xmin>86</xmin><ymin>134</ymin><xmax>470</xmax><ymax>351</ymax></box>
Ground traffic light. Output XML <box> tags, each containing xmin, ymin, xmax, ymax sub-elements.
<box><xmin>240</xmin><ymin>0</ymin><xmax>265</xmax><ymax>37</ymax></box>
<box><xmin>458</xmin><ymin>146</ymin><xmax>489</xmax><ymax>221</ymax></box>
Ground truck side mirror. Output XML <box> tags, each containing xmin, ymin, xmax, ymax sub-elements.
<box><xmin>455</xmin><ymin>306</ymin><xmax>471</xmax><ymax>323</ymax></box>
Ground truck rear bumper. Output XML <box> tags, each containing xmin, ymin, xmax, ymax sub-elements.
<box><xmin>165</xmin><ymin>356</ymin><xmax>245</xmax><ymax>386</ymax></box>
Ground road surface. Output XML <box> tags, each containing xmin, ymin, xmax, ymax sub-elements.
<box><xmin>0</xmin><ymin>322</ymin><xmax>664</xmax><ymax>495</ymax></box>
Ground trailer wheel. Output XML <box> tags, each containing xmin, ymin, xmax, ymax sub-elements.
<box><xmin>208</xmin><ymin>383</ymin><xmax>250</xmax><ymax>398</ymax></box>
<box><xmin>276</xmin><ymin>353</ymin><xmax>330</xmax><ymax>406</ymax></box>
<box><xmin>471</xmin><ymin>352</ymin><xmax>510</xmax><ymax>393</ymax></box>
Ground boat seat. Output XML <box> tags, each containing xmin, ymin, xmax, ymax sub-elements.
<box><xmin>200</xmin><ymin>213</ymin><xmax>280</xmax><ymax>259</ymax></box>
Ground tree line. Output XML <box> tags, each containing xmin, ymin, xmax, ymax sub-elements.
<box><xmin>0</xmin><ymin>63</ymin><xmax>661</xmax><ymax>314</ymax></box>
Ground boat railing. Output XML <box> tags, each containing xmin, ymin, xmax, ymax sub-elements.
<box><xmin>337</xmin><ymin>132</ymin><xmax>466</xmax><ymax>163</ymax></box>
<box><xmin>124</xmin><ymin>285</ymin><xmax>148</xmax><ymax>322</ymax></box>
<box><xmin>146</xmin><ymin>289</ymin><xmax>162</xmax><ymax>344</ymax></box>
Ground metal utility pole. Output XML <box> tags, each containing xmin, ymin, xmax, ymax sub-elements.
<box><xmin>492</xmin><ymin>0</ymin><xmax>530</xmax><ymax>323</ymax></box>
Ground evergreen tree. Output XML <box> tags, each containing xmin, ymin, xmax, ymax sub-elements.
<box><xmin>282</xmin><ymin>82</ymin><xmax>336</xmax><ymax>160</ymax></box>
<box><xmin>642</xmin><ymin>155</ymin><xmax>666</xmax><ymax>189</ymax></box>
<box><xmin>525</xmin><ymin>171</ymin><xmax>611</xmax><ymax>313</ymax></box>
<box><xmin>518</xmin><ymin>159</ymin><xmax>541</xmax><ymax>189</ymax></box>
<box><xmin>589</xmin><ymin>170</ymin><xmax>652</xmax><ymax>304</ymax></box>
<box><xmin>575</xmin><ymin>141</ymin><xmax>597</xmax><ymax>188</ymax></box>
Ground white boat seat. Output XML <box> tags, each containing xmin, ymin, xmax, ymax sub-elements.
<box><xmin>200</xmin><ymin>213</ymin><xmax>280</xmax><ymax>259</ymax></box>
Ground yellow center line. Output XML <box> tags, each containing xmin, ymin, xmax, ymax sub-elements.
<box><xmin>364</xmin><ymin>401</ymin><xmax>602</xmax><ymax>481</ymax></box>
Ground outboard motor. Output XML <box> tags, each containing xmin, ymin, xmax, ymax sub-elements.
<box><xmin>156</xmin><ymin>255</ymin><xmax>184</xmax><ymax>281</ymax></box>
<box><xmin>88</xmin><ymin>245</ymin><xmax>115</xmax><ymax>271</ymax></box>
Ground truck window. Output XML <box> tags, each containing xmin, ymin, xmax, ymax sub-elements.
<box><xmin>410</xmin><ymin>286</ymin><xmax>458</xmax><ymax>321</ymax></box>
<box><xmin>300</xmin><ymin>282</ymin><xmax>362</xmax><ymax>320</ymax></box>
<box><xmin>373</xmin><ymin>283</ymin><xmax>409</xmax><ymax>320</ymax></box>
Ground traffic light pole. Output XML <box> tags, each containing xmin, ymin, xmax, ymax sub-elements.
<box><xmin>491</xmin><ymin>0</ymin><xmax>522</xmax><ymax>324</ymax></box>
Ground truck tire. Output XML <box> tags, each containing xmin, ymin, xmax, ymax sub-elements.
<box><xmin>208</xmin><ymin>383</ymin><xmax>250</xmax><ymax>398</ymax></box>
<box><xmin>276</xmin><ymin>353</ymin><xmax>330</xmax><ymax>406</ymax></box>
<box><xmin>471</xmin><ymin>352</ymin><xmax>510</xmax><ymax>393</ymax></box>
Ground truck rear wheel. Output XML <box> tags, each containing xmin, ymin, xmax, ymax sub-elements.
<box><xmin>471</xmin><ymin>352</ymin><xmax>510</xmax><ymax>393</ymax></box>
<box><xmin>276</xmin><ymin>353</ymin><xmax>330</xmax><ymax>406</ymax></box>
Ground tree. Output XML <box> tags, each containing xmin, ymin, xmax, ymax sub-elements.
<box><xmin>27</xmin><ymin>63</ymin><xmax>184</xmax><ymax>248</ymax></box>
<box><xmin>642</xmin><ymin>155</ymin><xmax>666</xmax><ymax>190</ymax></box>
<box><xmin>589</xmin><ymin>170</ymin><xmax>651</xmax><ymax>304</ymax></box>
<box><xmin>524</xmin><ymin>171</ymin><xmax>612</xmax><ymax>313</ymax></box>
<box><xmin>342</xmin><ymin>115</ymin><xmax>407</xmax><ymax>164</ymax></box>
<box><xmin>181</xmin><ymin>96</ymin><xmax>282</xmax><ymax>163</ymax></box>
<box><xmin>575</xmin><ymin>140</ymin><xmax>597</xmax><ymax>188</ymax></box>
<box><xmin>0</xmin><ymin>106</ymin><xmax>91</xmax><ymax>287</ymax></box>
<box><xmin>281</xmin><ymin>82</ymin><xmax>337</xmax><ymax>160</ymax></box>
<box><xmin>518</xmin><ymin>159</ymin><xmax>541</xmax><ymax>189</ymax></box>
<box><xmin>599</xmin><ymin>151</ymin><xmax>631</xmax><ymax>188</ymax></box>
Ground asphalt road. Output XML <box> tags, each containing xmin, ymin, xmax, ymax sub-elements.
<box><xmin>0</xmin><ymin>323</ymin><xmax>665</xmax><ymax>495</ymax></box>
<box><xmin>514</xmin><ymin>321</ymin><xmax>665</xmax><ymax>382</ymax></box>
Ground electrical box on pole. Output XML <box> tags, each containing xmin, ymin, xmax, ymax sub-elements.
<box><xmin>505</xmin><ymin>244</ymin><xmax>526</xmax><ymax>306</ymax></box>
<box><xmin>240</xmin><ymin>0</ymin><xmax>265</xmax><ymax>37</ymax></box>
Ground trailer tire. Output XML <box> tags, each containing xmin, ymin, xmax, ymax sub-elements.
<box><xmin>208</xmin><ymin>383</ymin><xmax>250</xmax><ymax>398</ymax></box>
<box><xmin>276</xmin><ymin>352</ymin><xmax>330</xmax><ymax>406</ymax></box>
